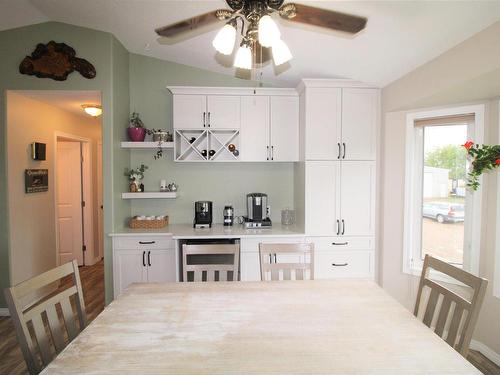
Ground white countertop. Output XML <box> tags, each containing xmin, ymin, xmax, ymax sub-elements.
<box><xmin>109</xmin><ymin>223</ymin><xmax>305</xmax><ymax>239</ymax></box>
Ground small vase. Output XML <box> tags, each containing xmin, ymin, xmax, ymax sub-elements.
<box><xmin>127</xmin><ymin>127</ymin><xmax>146</xmax><ymax>142</ymax></box>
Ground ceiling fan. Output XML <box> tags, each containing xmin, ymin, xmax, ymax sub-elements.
<box><xmin>155</xmin><ymin>0</ymin><xmax>367</xmax><ymax>70</ymax></box>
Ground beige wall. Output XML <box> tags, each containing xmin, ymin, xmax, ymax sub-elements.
<box><xmin>6</xmin><ymin>91</ymin><xmax>102</xmax><ymax>286</ymax></box>
<box><xmin>381</xmin><ymin>20</ymin><xmax>500</xmax><ymax>357</ymax></box>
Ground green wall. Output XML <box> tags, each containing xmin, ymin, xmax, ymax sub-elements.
<box><xmin>128</xmin><ymin>54</ymin><xmax>294</xmax><ymax>225</ymax></box>
<box><xmin>0</xmin><ymin>22</ymin><xmax>130</xmax><ymax>307</ymax></box>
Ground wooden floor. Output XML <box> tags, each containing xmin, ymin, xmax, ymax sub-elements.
<box><xmin>0</xmin><ymin>260</ymin><xmax>499</xmax><ymax>374</ymax></box>
<box><xmin>0</xmin><ymin>260</ymin><xmax>104</xmax><ymax>375</ymax></box>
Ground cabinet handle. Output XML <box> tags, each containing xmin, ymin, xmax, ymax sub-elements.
<box><xmin>341</xmin><ymin>219</ymin><xmax>345</xmax><ymax>235</ymax></box>
<box><xmin>274</xmin><ymin>253</ymin><xmax>277</xmax><ymax>263</ymax></box>
<box><xmin>139</xmin><ymin>241</ymin><xmax>155</xmax><ymax>245</ymax></box>
<box><xmin>336</xmin><ymin>220</ymin><xmax>340</xmax><ymax>235</ymax></box>
<box><xmin>267</xmin><ymin>146</ymin><xmax>269</xmax><ymax>161</ymax></box>
<box><xmin>337</xmin><ymin>143</ymin><xmax>341</xmax><ymax>159</ymax></box>
<box><xmin>332</xmin><ymin>242</ymin><xmax>349</xmax><ymax>246</ymax></box>
<box><xmin>332</xmin><ymin>262</ymin><xmax>349</xmax><ymax>267</ymax></box>
<box><xmin>147</xmin><ymin>251</ymin><xmax>151</xmax><ymax>267</ymax></box>
<box><xmin>142</xmin><ymin>251</ymin><xmax>146</xmax><ymax>267</ymax></box>
<box><xmin>269</xmin><ymin>254</ymin><xmax>272</xmax><ymax>263</ymax></box>
<box><xmin>271</xmin><ymin>146</ymin><xmax>274</xmax><ymax>161</ymax></box>
<box><xmin>342</xmin><ymin>142</ymin><xmax>346</xmax><ymax>159</ymax></box>
<box><xmin>207</xmin><ymin>112</ymin><xmax>211</xmax><ymax>127</ymax></box>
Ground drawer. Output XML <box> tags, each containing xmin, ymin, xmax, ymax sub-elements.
<box><xmin>306</xmin><ymin>236</ymin><xmax>373</xmax><ymax>251</ymax></box>
<box><xmin>113</xmin><ymin>236</ymin><xmax>174</xmax><ymax>250</ymax></box>
<box><xmin>314</xmin><ymin>250</ymin><xmax>373</xmax><ymax>279</ymax></box>
<box><xmin>240</xmin><ymin>236</ymin><xmax>305</xmax><ymax>253</ymax></box>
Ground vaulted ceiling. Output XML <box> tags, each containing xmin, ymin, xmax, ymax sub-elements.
<box><xmin>2</xmin><ymin>1</ymin><xmax>500</xmax><ymax>87</ymax></box>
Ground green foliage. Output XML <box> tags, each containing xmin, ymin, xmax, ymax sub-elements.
<box><xmin>124</xmin><ymin>164</ymin><xmax>148</xmax><ymax>181</ymax></box>
<box><xmin>465</xmin><ymin>144</ymin><xmax>500</xmax><ymax>190</ymax></box>
<box><xmin>425</xmin><ymin>145</ymin><xmax>467</xmax><ymax>181</ymax></box>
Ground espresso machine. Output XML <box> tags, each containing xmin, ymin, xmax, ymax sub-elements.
<box><xmin>193</xmin><ymin>201</ymin><xmax>212</xmax><ymax>228</ymax></box>
<box><xmin>243</xmin><ymin>193</ymin><xmax>272</xmax><ymax>228</ymax></box>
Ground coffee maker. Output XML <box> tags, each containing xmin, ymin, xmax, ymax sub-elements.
<box><xmin>243</xmin><ymin>193</ymin><xmax>272</xmax><ymax>228</ymax></box>
<box><xmin>193</xmin><ymin>201</ymin><xmax>212</xmax><ymax>228</ymax></box>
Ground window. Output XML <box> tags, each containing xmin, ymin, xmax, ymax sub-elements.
<box><xmin>403</xmin><ymin>105</ymin><xmax>485</xmax><ymax>277</ymax></box>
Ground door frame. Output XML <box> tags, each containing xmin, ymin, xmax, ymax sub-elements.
<box><xmin>54</xmin><ymin>132</ymin><xmax>95</xmax><ymax>266</ymax></box>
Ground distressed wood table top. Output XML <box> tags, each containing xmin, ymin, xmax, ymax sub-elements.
<box><xmin>42</xmin><ymin>281</ymin><xmax>479</xmax><ymax>374</ymax></box>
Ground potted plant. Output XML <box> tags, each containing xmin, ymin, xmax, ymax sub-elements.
<box><xmin>124</xmin><ymin>164</ymin><xmax>148</xmax><ymax>192</ymax></box>
<box><xmin>463</xmin><ymin>140</ymin><xmax>500</xmax><ymax>190</ymax></box>
<box><xmin>127</xmin><ymin>112</ymin><xmax>146</xmax><ymax>142</ymax></box>
<box><xmin>146</xmin><ymin>129</ymin><xmax>173</xmax><ymax>160</ymax></box>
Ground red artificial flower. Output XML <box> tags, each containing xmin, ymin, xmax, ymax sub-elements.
<box><xmin>463</xmin><ymin>141</ymin><xmax>474</xmax><ymax>150</ymax></box>
<box><xmin>496</xmin><ymin>158</ymin><xmax>500</xmax><ymax>165</ymax></box>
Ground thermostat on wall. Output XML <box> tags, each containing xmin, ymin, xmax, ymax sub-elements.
<box><xmin>31</xmin><ymin>142</ymin><xmax>46</xmax><ymax>160</ymax></box>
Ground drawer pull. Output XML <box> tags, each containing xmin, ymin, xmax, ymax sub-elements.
<box><xmin>332</xmin><ymin>262</ymin><xmax>348</xmax><ymax>267</ymax></box>
<box><xmin>331</xmin><ymin>242</ymin><xmax>348</xmax><ymax>246</ymax></box>
<box><xmin>139</xmin><ymin>241</ymin><xmax>156</xmax><ymax>245</ymax></box>
<box><xmin>142</xmin><ymin>251</ymin><xmax>146</xmax><ymax>267</ymax></box>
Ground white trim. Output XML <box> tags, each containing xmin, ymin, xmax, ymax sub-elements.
<box><xmin>167</xmin><ymin>86</ymin><xmax>298</xmax><ymax>96</ymax></box>
<box><xmin>296</xmin><ymin>79</ymin><xmax>379</xmax><ymax>94</ymax></box>
<box><xmin>495</xmin><ymin>99</ymin><xmax>500</xmax><ymax>299</ymax></box>
<box><xmin>470</xmin><ymin>340</ymin><xmax>500</xmax><ymax>367</ymax></box>
<box><xmin>0</xmin><ymin>308</ymin><xmax>10</xmax><ymax>316</ymax></box>
<box><xmin>403</xmin><ymin>104</ymin><xmax>485</xmax><ymax>278</ymax></box>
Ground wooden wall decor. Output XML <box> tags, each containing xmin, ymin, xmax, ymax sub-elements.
<box><xmin>19</xmin><ymin>41</ymin><xmax>96</xmax><ymax>81</ymax></box>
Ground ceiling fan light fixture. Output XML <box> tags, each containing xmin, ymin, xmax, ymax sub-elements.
<box><xmin>272</xmin><ymin>39</ymin><xmax>292</xmax><ymax>66</ymax></box>
<box><xmin>234</xmin><ymin>43</ymin><xmax>252</xmax><ymax>70</ymax></box>
<box><xmin>258</xmin><ymin>15</ymin><xmax>281</xmax><ymax>48</ymax></box>
<box><xmin>212</xmin><ymin>22</ymin><xmax>237</xmax><ymax>55</ymax></box>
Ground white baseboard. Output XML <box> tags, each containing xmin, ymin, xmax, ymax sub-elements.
<box><xmin>470</xmin><ymin>339</ymin><xmax>500</xmax><ymax>367</ymax></box>
<box><xmin>0</xmin><ymin>308</ymin><xmax>10</xmax><ymax>316</ymax></box>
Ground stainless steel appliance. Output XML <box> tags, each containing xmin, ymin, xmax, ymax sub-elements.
<box><xmin>244</xmin><ymin>193</ymin><xmax>272</xmax><ymax>228</ymax></box>
<box><xmin>223</xmin><ymin>205</ymin><xmax>234</xmax><ymax>226</ymax></box>
<box><xmin>193</xmin><ymin>201</ymin><xmax>212</xmax><ymax>228</ymax></box>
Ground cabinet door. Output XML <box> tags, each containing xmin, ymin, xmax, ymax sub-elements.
<box><xmin>340</xmin><ymin>161</ymin><xmax>375</xmax><ymax>236</ymax></box>
<box><xmin>173</xmin><ymin>95</ymin><xmax>206</xmax><ymax>129</ymax></box>
<box><xmin>240</xmin><ymin>252</ymin><xmax>261</xmax><ymax>281</ymax></box>
<box><xmin>341</xmin><ymin>88</ymin><xmax>378</xmax><ymax>160</ymax></box>
<box><xmin>240</xmin><ymin>96</ymin><xmax>269</xmax><ymax>161</ymax></box>
<box><xmin>305</xmin><ymin>88</ymin><xmax>342</xmax><ymax>160</ymax></box>
<box><xmin>114</xmin><ymin>250</ymin><xmax>146</xmax><ymax>297</ymax></box>
<box><xmin>305</xmin><ymin>161</ymin><xmax>340</xmax><ymax>235</ymax></box>
<box><xmin>147</xmin><ymin>249</ymin><xmax>176</xmax><ymax>283</ymax></box>
<box><xmin>207</xmin><ymin>95</ymin><xmax>240</xmax><ymax>129</ymax></box>
<box><xmin>270</xmin><ymin>96</ymin><xmax>299</xmax><ymax>161</ymax></box>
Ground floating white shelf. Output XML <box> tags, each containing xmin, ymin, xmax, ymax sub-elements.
<box><xmin>121</xmin><ymin>192</ymin><xmax>177</xmax><ymax>199</ymax></box>
<box><xmin>121</xmin><ymin>141</ymin><xmax>174</xmax><ymax>149</ymax></box>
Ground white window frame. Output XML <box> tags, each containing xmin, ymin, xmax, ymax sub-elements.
<box><xmin>495</xmin><ymin>100</ymin><xmax>500</xmax><ymax>299</ymax></box>
<box><xmin>403</xmin><ymin>104</ymin><xmax>485</xmax><ymax>280</ymax></box>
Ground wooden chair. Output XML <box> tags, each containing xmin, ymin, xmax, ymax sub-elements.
<box><xmin>414</xmin><ymin>254</ymin><xmax>487</xmax><ymax>358</ymax></box>
<box><xmin>259</xmin><ymin>243</ymin><xmax>314</xmax><ymax>281</ymax></box>
<box><xmin>4</xmin><ymin>260</ymin><xmax>87</xmax><ymax>374</ymax></box>
<box><xmin>182</xmin><ymin>244</ymin><xmax>239</xmax><ymax>282</ymax></box>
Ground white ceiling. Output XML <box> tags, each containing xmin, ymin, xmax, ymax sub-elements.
<box><xmin>2</xmin><ymin>1</ymin><xmax>500</xmax><ymax>87</ymax></box>
<box><xmin>15</xmin><ymin>90</ymin><xmax>102</xmax><ymax>117</ymax></box>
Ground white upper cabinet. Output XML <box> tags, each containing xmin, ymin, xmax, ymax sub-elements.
<box><xmin>339</xmin><ymin>161</ymin><xmax>376</xmax><ymax>236</ymax></box>
<box><xmin>206</xmin><ymin>95</ymin><xmax>241</xmax><ymax>129</ymax></box>
<box><xmin>240</xmin><ymin>96</ymin><xmax>269</xmax><ymax>162</ymax></box>
<box><xmin>270</xmin><ymin>96</ymin><xmax>299</xmax><ymax>162</ymax></box>
<box><xmin>173</xmin><ymin>95</ymin><xmax>206</xmax><ymax>129</ymax></box>
<box><xmin>341</xmin><ymin>89</ymin><xmax>378</xmax><ymax>160</ymax></box>
<box><xmin>305</xmin><ymin>88</ymin><xmax>342</xmax><ymax>160</ymax></box>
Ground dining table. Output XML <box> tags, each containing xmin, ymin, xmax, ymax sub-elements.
<box><xmin>41</xmin><ymin>280</ymin><xmax>480</xmax><ymax>374</ymax></box>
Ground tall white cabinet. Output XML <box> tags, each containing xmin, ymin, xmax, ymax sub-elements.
<box><xmin>297</xmin><ymin>79</ymin><xmax>379</xmax><ymax>280</ymax></box>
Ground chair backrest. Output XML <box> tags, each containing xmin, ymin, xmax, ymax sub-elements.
<box><xmin>259</xmin><ymin>243</ymin><xmax>314</xmax><ymax>281</ymax></box>
<box><xmin>414</xmin><ymin>255</ymin><xmax>487</xmax><ymax>358</ymax></box>
<box><xmin>182</xmin><ymin>244</ymin><xmax>239</xmax><ymax>282</ymax></box>
<box><xmin>4</xmin><ymin>260</ymin><xmax>87</xmax><ymax>374</ymax></box>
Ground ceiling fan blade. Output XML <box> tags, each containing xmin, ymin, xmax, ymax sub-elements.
<box><xmin>155</xmin><ymin>10</ymin><xmax>230</xmax><ymax>38</ymax></box>
<box><xmin>279</xmin><ymin>3</ymin><xmax>367</xmax><ymax>34</ymax></box>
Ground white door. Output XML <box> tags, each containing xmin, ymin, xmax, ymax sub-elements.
<box><xmin>114</xmin><ymin>250</ymin><xmax>147</xmax><ymax>296</ymax></box>
<box><xmin>270</xmin><ymin>96</ymin><xmax>299</xmax><ymax>161</ymax></box>
<box><xmin>147</xmin><ymin>249</ymin><xmax>176</xmax><ymax>283</ymax></box>
<box><xmin>173</xmin><ymin>95</ymin><xmax>206</xmax><ymax>129</ymax></box>
<box><xmin>305</xmin><ymin>88</ymin><xmax>342</xmax><ymax>160</ymax></box>
<box><xmin>341</xmin><ymin>88</ymin><xmax>378</xmax><ymax>160</ymax></box>
<box><xmin>56</xmin><ymin>141</ymin><xmax>83</xmax><ymax>265</ymax></box>
<box><xmin>97</xmin><ymin>142</ymin><xmax>103</xmax><ymax>259</ymax></box>
<box><xmin>206</xmin><ymin>95</ymin><xmax>241</xmax><ymax>129</ymax></box>
<box><xmin>305</xmin><ymin>161</ymin><xmax>340</xmax><ymax>235</ymax></box>
<box><xmin>340</xmin><ymin>161</ymin><xmax>376</xmax><ymax>236</ymax></box>
<box><xmin>240</xmin><ymin>96</ymin><xmax>269</xmax><ymax>161</ymax></box>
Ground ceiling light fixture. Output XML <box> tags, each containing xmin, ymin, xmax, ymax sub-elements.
<box><xmin>234</xmin><ymin>40</ymin><xmax>253</xmax><ymax>70</ymax></box>
<box><xmin>271</xmin><ymin>38</ymin><xmax>292</xmax><ymax>66</ymax></box>
<box><xmin>212</xmin><ymin>21</ymin><xmax>237</xmax><ymax>55</ymax></box>
<box><xmin>81</xmin><ymin>104</ymin><xmax>102</xmax><ymax>117</ymax></box>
